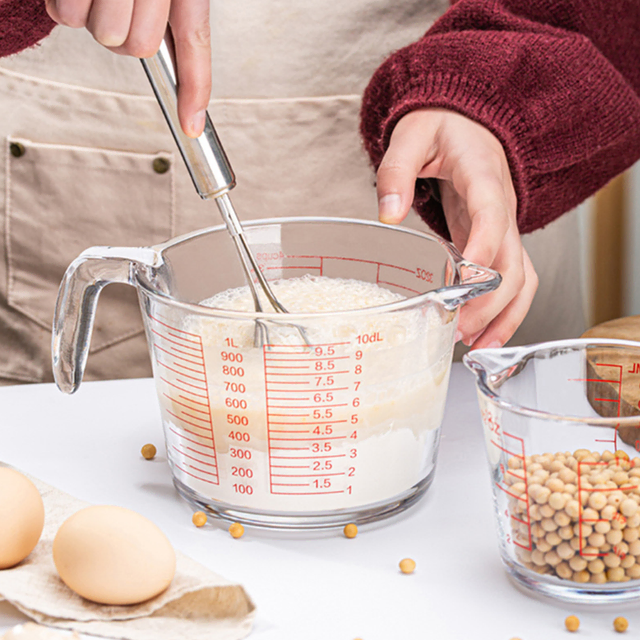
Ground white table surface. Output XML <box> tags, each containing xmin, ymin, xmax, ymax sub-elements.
<box><xmin>2</xmin><ymin>364</ymin><xmax>639</xmax><ymax>640</ymax></box>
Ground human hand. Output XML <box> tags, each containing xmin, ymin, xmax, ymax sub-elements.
<box><xmin>45</xmin><ymin>0</ymin><xmax>211</xmax><ymax>138</ymax></box>
<box><xmin>376</xmin><ymin>108</ymin><xmax>538</xmax><ymax>349</ymax></box>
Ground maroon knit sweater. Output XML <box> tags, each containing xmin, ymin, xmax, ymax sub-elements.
<box><xmin>0</xmin><ymin>0</ymin><xmax>55</xmax><ymax>58</ymax></box>
<box><xmin>361</xmin><ymin>0</ymin><xmax>640</xmax><ymax>238</ymax></box>
<box><xmin>2</xmin><ymin>1</ymin><xmax>639</xmax><ymax>238</ymax></box>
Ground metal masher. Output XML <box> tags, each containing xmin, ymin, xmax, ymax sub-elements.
<box><xmin>141</xmin><ymin>37</ymin><xmax>307</xmax><ymax>347</ymax></box>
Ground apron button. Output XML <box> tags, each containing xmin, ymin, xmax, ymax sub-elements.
<box><xmin>10</xmin><ymin>142</ymin><xmax>26</xmax><ymax>158</ymax></box>
<box><xmin>152</xmin><ymin>157</ymin><xmax>170</xmax><ymax>174</ymax></box>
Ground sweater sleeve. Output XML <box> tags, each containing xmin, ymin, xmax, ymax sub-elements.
<box><xmin>0</xmin><ymin>0</ymin><xmax>56</xmax><ymax>58</ymax></box>
<box><xmin>360</xmin><ymin>0</ymin><xmax>640</xmax><ymax>238</ymax></box>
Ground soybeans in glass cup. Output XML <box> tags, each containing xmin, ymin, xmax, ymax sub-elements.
<box><xmin>465</xmin><ymin>339</ymin><xmax>640</xmax><ymax>604</ymax></box>
<box><xmin>53</xmin><ymin>217</ymin><xmax>500</xmax><ymax>529</ymax></box>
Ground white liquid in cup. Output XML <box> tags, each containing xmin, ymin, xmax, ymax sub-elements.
<box><xmin>153</xmin><ymin>276</ymin><xmax>453</xmax><ymax>513</ymax></box>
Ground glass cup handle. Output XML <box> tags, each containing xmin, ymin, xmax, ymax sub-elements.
<box><xmin>52</xmin><ymin>246</ymin><xmax>160</xmax><ymax>394</ymax></box>
<box><xmin>433</xmin><ymin>260</ymin><xmax>502</xmax><ymax>310</ymax></box>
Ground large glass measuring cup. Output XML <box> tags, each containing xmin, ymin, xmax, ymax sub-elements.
<box><xmin>465</xmin><ymin>339</ymin><xmax>640</xmax><ymax>603</ymax></box>
<box><xmin>54</xmin><ymin>217</ymin><xmax>499</xmax><ymax>529</ymax></box>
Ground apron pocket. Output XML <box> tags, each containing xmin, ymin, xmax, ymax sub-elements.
<box><xmin>6</xmin><ymin>137</ymin><xmax>175</xmax><ymax>352</ymax></box>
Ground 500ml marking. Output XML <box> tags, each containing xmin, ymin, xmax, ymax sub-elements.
<box><xmin>151</xmin><ymin>314</ymin><xmax>220</xmax><ymax>486</ymax></box>
<box><xmin>263</xmin><ymin>340</ymin><xmax>367</xmax><ymax>496</ymax></box>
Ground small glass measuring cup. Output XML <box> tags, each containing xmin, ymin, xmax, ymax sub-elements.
<box><xmin>54</xmin><ymin>217</ymin><xmax>499</xmax><ymax>529</ymax></box>
<box><xmin>465</xmin><ymin>339</ymin><xmax>640</xmax><ymax>603</ymax></box>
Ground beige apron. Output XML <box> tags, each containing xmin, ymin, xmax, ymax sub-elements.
<box><xmin>0</xmin><ymin>0</ymin><xmax>584</xmax><ymax>384</ymax></box>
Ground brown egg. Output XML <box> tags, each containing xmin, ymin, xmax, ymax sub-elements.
<box><xmin>53</xmin><ymin>505</ymin><xmax>176</xmax><ymax>605</ymax></box>
<box><xmin>0</xmin><ymin>467</ymin><xmax>45</xmax><ymax>569</ymax></box>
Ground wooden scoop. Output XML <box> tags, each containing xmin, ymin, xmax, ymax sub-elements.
<box><xmin>581</xmin><ymin>316</ymin><xmax>640</xmax><ymax>447</ymax></box>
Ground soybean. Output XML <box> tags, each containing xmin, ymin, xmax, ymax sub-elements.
<box><xmin>399</xmin><ymin>558</ymin><xmax>416</xmax><ymax>574</ymax></box>
<box><xmin>141</xmin><ymin>443</ymin><xmax>157</xmax><ymax>460</ymax></box>
<box><xmin>192</xmin><ymin>511</ymin><xmax>207</xmax><ymax>527</ymax></box>
<box><xmin>564</xmin><ymin>615</ymin><xmax>580</xmax><ymax>632</ymax></box>
<box><xmin>506</xmin><ymin>449</ymin><xmax>640</xmax><ymax>584</ymax></box>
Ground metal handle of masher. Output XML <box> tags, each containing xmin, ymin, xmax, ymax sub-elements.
<box><xmin>140</xmin><ymin>38</ymin><xmax>287</xmax><ymax>315</ymax></box>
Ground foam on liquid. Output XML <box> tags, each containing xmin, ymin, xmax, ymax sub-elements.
<box><xmin>200</xmin><ymin>274</ymin><xmax>406</xmax><ymax>313</ymax></box>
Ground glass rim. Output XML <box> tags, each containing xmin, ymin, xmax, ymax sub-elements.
<box><xmin>134</xmin><ymin>216</ymin><xmax>465</xmax><ymax>321</ymax></box>
<box><xmin>468</xmin><ymin>338</ymin><xmax>640</xmax><ymax>427</ymax></box>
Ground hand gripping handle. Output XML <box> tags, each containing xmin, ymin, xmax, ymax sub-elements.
<box><xmin>140</xmin><ymin>37</ymin><xmax>236</xmax><ymax>199</ymax></box>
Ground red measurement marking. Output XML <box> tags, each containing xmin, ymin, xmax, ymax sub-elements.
<box><xmin>154</xmin><ymin>344</ymin><xmax>203</xmax><ymax>366</ymax></box>
<box><xmin>184</xmin><ymin>463</ymin><xmax>218</xmax><ymax>478</ymax></box>
<box><xmin>266</xmin><ymin>373</ymin><xmax>317</xmax><ymax>378</ymax></box>
<box><xmin>569</xmin><ymin>378</ymin><xmax>621</xmax><ymax>384</ymax></box>
<box><xmin>271</xmin><ymin>464</ymin><xmax>309</xmax><ymax>469</ymax></box>
<box><xmin>264</xmin><ymin>340</ymin><xmax>360</xmax><ymax>496</ymax></box>
<box><xmin>157</xmin><ymin>360</ymin><xmax>206</xmax><ymax>385</ymax></box>
<box><xmin>269</xmin><ymin>420</ymin><xmax>347</xmax><ymax>426</ymax></box>
<box><xmin>570</xmin><ymin>363</ymin><xmax>623</xmax><ymax>455</ymax></box>
<box><xmin>167</xmin><ymin>359</ymin><xmax>208</xmax><ymax>376</ymax></box>
<box><xmin>169</xmin><ymin>427</ymin><xmax>213</xmax><ymax>448</ymax></box>
<box><xmin>271</xmin><ymin>436</ymin><xmax>347</xmax><ymax>442</ymax></box>
<box><xmin>170</xmin><ymin>345</ymin><xmax>204</xmax><ymax>359</ymax></box>
<box><xmin>272</xmin><ymin>473</ymin><xmax>346</xmax><ymax>478</ymax></box>
<box><xmin>172</xmin><ymin>445</ymin><xmax>217</xmax><ymax>468</ymax></box>
<box><xmin>270</xmin><ymin>454</ymin><xmax>346</xmax><ymax>460</ymax></box>
<box><xmin>164</xmin><ymin>330</ymin><xmax>200</xmax><ymax>344</ymax></box>
<box><xmin>264</xmin><ymin>265</ymin><xmax>321</xmax><ymax>272</ymax></box>
<box><xmin>493</xmin><ymin>430</ymin><xmax>532</xmax><ymax>550</ymax></box>
<box><xmin>177</xmin><ymin>426</ymin><xmax>214</xmax><ymax>441</ymax></box>
<box><xmin>272</xmin><ymin>483</ymin><xmax>309</xmax><ymax>487</ymax></box>
<box><xmin>291</xmin><ymin>253</ymin><xmax>414</xmax><ymax>273</ymax></box>
<box><xmin>266</xmin><ymin>365</ymin><xmax>311</xmax><ymax>370</ymax></box>
<box><xmin>502</xmin><ymin>489</ymin><xmax>528</xmax><ymax>503</ymax></box>
<box><xmin>159</xmin><ymin>375</ymin><xmax>207</xmax><ymax>395</ymax></box>
<box><xmin>166</xmin><ymin>410</ymin><xmax>212</xmax><ymax>432</ymax></box>
<box><xmin>150</xmin><ymin>314</ymin><xmax>200</xmax><ymax>337</ymax></box>
<box><xmin>273</xmin><ymin>370</ymin><xmax>352</xmax><ymax>377</ymax></box>
<box><xmin>178</xmin><ymin>394</ymin><xmax>210</xmax><ymax>407</ymax></box>
<box><xmin>184</xmin><ymin>445</ymin><xmax>216</xmax><ymax>460</ymax></box>
<box><xmin>167</xmin><ymin>405</ymin><xmax>210</xmax><ymax>421</ymax></box>
<box><xmin>489</xmin><ymin>440</ymin><xmax>523</xmax><ymax>459</ymax></box>
<box><xmin>264</xmin><ymin>341</ymin><xmax>350</xmax><ymax>348</ymax></box>
<box><xmin>268</xmin><ymin>411</ymin><xmax>309</xmax><ymax>417</ymax></box>
<box><xmin>273</xmin><ymin>490</ymin><xmax>344</xmax><ymax>495</ymax></box>
<box><xmin>152</xmin><ymin>315</ymin><xmax>218</xmax><ymax>485</ymax></box>
<box><xmin>270</xmin><ymin>446</ymin><xmax>309</xmax><ymax>451</ymax></box>
<box><xmin>151</xmin><ymin>328</ymin><xmax>201</xmax><ymax>351</ymax></box>
<box><xmin>267</xmin><ymin>356</ymin><xmax>350</xmax><ymax>363</ymax></box>
<box><xmin>163</xmin><ymin>394</ymin><xmax>211</xmax><ymax>416</ymax></box>
<box><xmin>279</xmin><ymin>403</ymin><xmax>349</xmax><ymax>409</ymax></box>
<box><xmin>266</xmin><ymin>382</ymin><xmax>311</xmax><ymax>387</ymax></box>
<box><xmin>176</xmin><ymin>410</ymin><xmax>212</xmax><ymax>423</ymax></box>
<box><xmin>269</xmin><ymin>388</ymin><xmax>349</xmax><ymax>395</ymax></box>
<box><xmin>174</xmin><ymin>463</ymin><xmax>218</xmax><ymax>486</ymax></box>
